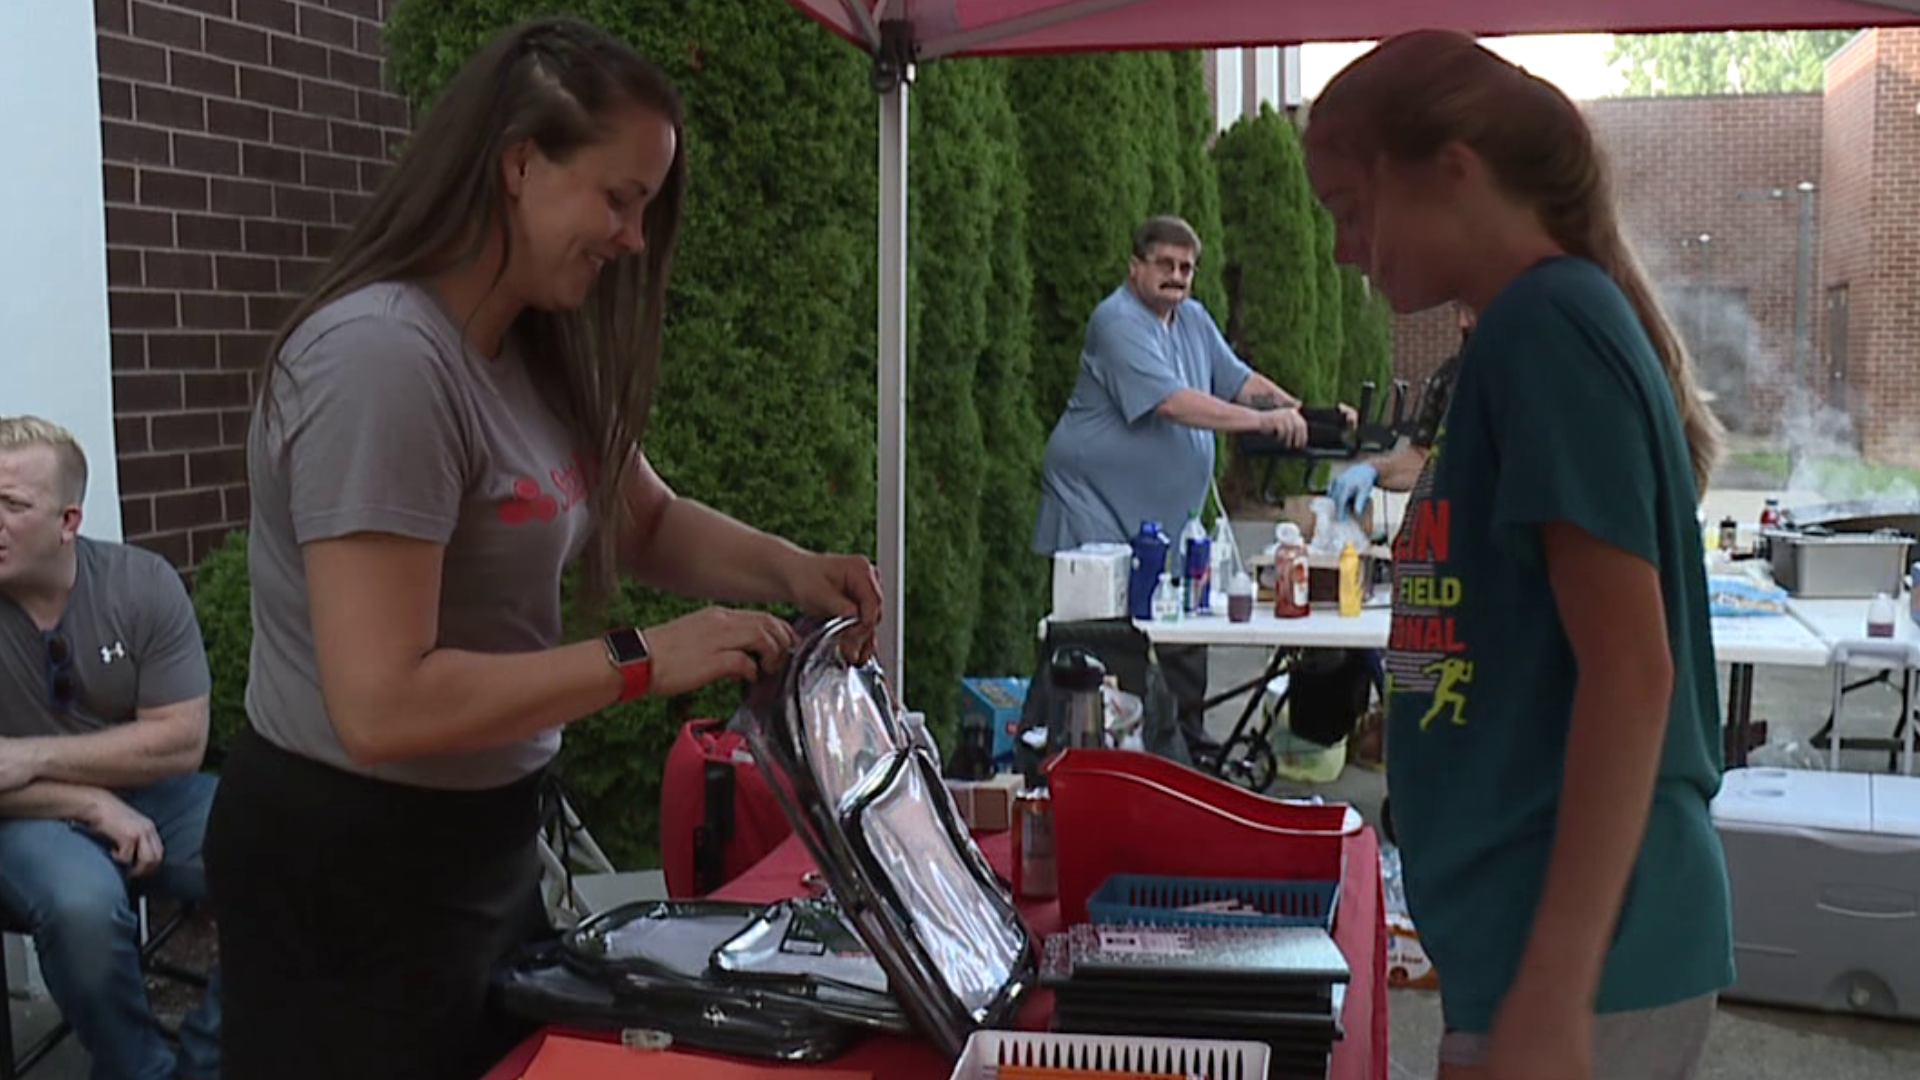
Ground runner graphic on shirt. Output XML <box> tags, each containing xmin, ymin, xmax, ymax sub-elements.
<box><xmin>1385</xmin><ymin>423</ymin><xmax>1472</xmax><ymax>728</ymax></box>
<box><xmin>1418</xmin><ymin>656</ymin><xmax>1473</xmax><ymax>730</ymax></box>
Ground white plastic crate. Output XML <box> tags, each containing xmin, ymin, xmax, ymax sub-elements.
<box><xmin>948</xmin><ymin>1031</ymin><xmax>1270</xmax><ymax>1080</ymax></box>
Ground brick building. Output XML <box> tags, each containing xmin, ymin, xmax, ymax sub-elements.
<box><xmin>94</xmin><ymin>0</ymin><xmax>409</xmax><ymax>570</ymax></box>
<box><xmin>1822</xmin><ymin>29</ymin><xmax>1920</xmax><ymax>466</ymax></box>
<box><xmin>1390</xmin><ymin>93</ymin><xmax>1828</xmax><ymax>439</ymax></box>
<box><xmin>1391</xmin><ymin>29</ymin><xmax>1920</xmax><ymax>469</ymax></box>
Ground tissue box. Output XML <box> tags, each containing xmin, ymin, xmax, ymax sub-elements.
<box><xmin>1307</xmin><ymin>549</ymin><xmax>1382</xmax><ymax>605</ymax></box>
<box><xmin>961</xmin><ymin>677</ymin><xmax>1029</xmax><ymax>769</ymax></box>
<box><xmin>946</xmin><ymin>772</ymin><xmax>1027</xmax><ymax>832</ymax></box>
<box><xmin>1387</xmin><ymin>914</ymin><xmax>1440</xmax><ymax>990</ymax></box>
<box><xmin>1051</xmin><ymin>544</ymin><xmax>1130</xmax><ymax>620</ymax></box>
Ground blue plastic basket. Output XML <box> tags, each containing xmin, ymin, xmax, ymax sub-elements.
<box><xmin>1085</xmin><ymin>873</ymin><xmax>1339</xmax><ymax>930</ymax></box>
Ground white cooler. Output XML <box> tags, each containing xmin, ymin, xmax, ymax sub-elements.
<box><xmin>1712</xmin><ymin>766</ymin><xmax>1920</xmax><ymax>1018</ymax></box>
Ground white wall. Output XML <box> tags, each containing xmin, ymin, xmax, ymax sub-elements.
<box><xmin>1212</xmin><ymin>45</ymin><xmax>1304</xmax><ymax>132</ymax></box>
<box><xmin>1</xmin><ymin>2</ymin><xmax>121</xmax><ymax>541</ymax></box>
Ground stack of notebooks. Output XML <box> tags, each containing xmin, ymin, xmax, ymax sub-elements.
<box><xmin>1042</xmin><ymin>923</ymin><xmax>1349</xmax><ymax>1080</ymax></box>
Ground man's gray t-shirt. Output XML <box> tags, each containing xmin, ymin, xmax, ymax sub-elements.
<box><xmin>1032</xmin><ymin>286</ymin><xmax>1254</xmax><ymax>553</ymax></box>
<box><xmin>246</xmin><ymin>281</ymin><xmax>594</xmax><ymax>790</ymax></box>
<box><xmin>1</xmin><ymin>537</ymin><xmax>211</xmax><ymax>738</ymax></box>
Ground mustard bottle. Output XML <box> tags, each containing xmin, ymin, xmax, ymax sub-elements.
<box><xmin>1338</xmin><ymin>542</ymin><xmax>1362</xmax><ymax>617</ymax></box>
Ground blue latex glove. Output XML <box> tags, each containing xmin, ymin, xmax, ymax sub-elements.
<box><xmin>1328</xmin><ymin>463</ymin><xmax>1378</xmax><ymax>520</ymax></box>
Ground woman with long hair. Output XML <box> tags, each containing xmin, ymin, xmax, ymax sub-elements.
<box><xmin>1303</xmin><ymin>31</ymin><xmax>1732</xmax><ymax>1080</ymax></box>
<box><xmin>203</xmin><ymin>17</ymin><xmax>880</xmax><ymax>1080</ymax></box>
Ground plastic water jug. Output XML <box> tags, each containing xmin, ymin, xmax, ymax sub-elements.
<box><xmin>1128</xmin><ymin>520</ymin><xmax>1170</xmax><ymax>621</ymax></box>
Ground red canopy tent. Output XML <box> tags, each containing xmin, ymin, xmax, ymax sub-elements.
<box><xmin>774</xmin><ymin>0</ymin><xmax>1920</xmax><ymax>684</ymax></box>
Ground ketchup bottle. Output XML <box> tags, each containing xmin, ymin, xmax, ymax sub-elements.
<box><xmin>1273</xmin><ymin>523</ymin><xmax>1310</xmax><ymax>619</ymax></box>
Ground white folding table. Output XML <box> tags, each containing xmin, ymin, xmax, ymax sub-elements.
<box><xmin>1039</xmin><ymin>601</ymin><xmax>1840</xmax><ymax>777</ymax></box>
<box><xmin>1712</xmin><ymin>611</ymin><xmax>1835</xmax><ymax>766</ymax></box>
<box><xmin>1785</xmin><ymin>597</ymin><xmax>1916</xmax><ymax>769</ymax></box>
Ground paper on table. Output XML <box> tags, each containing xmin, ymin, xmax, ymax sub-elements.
<box><xmin>519</xmin><ymin>1034</ymin><xmax>871</xmax><ymax>1080</ymax></box>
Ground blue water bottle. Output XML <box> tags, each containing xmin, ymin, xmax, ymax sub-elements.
<box><xmin>1128</xmin><ymin>520</ymin><xmax>1170</xmax><ymax>621</ymax></box>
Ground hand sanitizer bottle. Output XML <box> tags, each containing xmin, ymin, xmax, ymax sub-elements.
<box><xmin>1151</xmin><ymin>572</ymin><xmax>1180</xmax><ymax>622</ymax></box>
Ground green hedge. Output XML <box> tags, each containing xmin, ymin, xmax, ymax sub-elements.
<box><xmin>965</xmin><ymin>60</ymin><xmax>1048</xmax><ymax>679</ymax></box>
<box><xmin>899</xmin><ymin>59</ymin><xmax>995</xmax><ymax>736</ymax></box>
<box><xmin>1008</xmin><ymin>54</ymin><xmax>1157</xmax><ymax>428</ymax></box>
<box><xmin>1209</xmin><ymin>105</ymin><xmax>1395</xmax><ymax>503</ymax></box>
<box><xmin>1214</xmin><ymin>106</ymin><xmax>1325</xmax><ymax>403</ymax></box>
<box><xmin>1337</xmin><ymin>266</ymin><xmax>1394</xmax><ymax>423</ymax></box>
<box><xmin>1212</xmin><ymin>106</ymin><xmax>1321</xmax><ymax>499</ymax></box>
<box><xmin>1169</xmin><ymin>51</ymin><xmax>1229</xmax><ymax>320</ymax></box>
<box><xmin>191</xmin><ymin>528</ymin><xmax>252</xmax><ymax>751</ymax></box>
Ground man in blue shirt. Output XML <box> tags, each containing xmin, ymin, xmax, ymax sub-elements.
<box><xmin>1034</xmin><ymin>216</ymin><xmax>1310</xmax><ymax>554</ymax></box>
<box><xmin>1034</xmin><ymin>216</ymin><xmax>1316</xmax><ymax>751</ymax></box>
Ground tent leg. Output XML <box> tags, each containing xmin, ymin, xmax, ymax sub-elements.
<box><xmin>877</xmin><ymin>78</ymin><xmax>908</xmax><ymax>688</ymax></box>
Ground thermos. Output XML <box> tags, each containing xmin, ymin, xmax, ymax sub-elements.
<box><xmin>1049</xmin><ymin>646</ymin><xmax>1108</xmax><ymax>751</ymax></box>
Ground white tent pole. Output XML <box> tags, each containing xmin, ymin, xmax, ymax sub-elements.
<box><xmin>877</xmin><ymin>75</ymin><xmax>909</xmax><ymax>687</ymax></box>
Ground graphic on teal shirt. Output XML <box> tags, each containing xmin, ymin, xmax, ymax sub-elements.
<box><xmin>1385</xmin><ymin>423</ymin><xmax>1473</xmax><ymax>733</ymax></box>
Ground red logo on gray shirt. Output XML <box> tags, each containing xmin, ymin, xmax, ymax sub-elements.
<box><xmin>497</xmin><ymin>478</ymin><xmax>560</xmax><ymax>525</ymax></box>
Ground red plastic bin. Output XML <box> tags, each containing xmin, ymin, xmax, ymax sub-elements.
<box><xmin>1043</xmin><ymin>748</ymin><xmax>1352</xmax><ymax>925</ymax></box>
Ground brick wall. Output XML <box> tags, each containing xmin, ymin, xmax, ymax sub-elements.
<box><xmin>96</xmin><ymin>0</ymin><xmax>409</xmax><ymax>570</ymax></box>
<box><xmin>1389</xmin><ymin>94</ymin><xmax>1826</xmax><ymax>436</ymax></box>
<box><xmin>1592</xmin><ymin>95</ymin><xmax>1826</xmax><ymax>435</ymax></box>
<box><xmin>1859</xmin><ymin>30</ymin><xmax>1920</xmax><ymax>465</ymax></box>
<box><xmin>1385</xmin><ymin>308</ymin><xmax>1461</xmax><ymax>406</ymax></box>
<box><xmin>1821</xmin><ymin>32</ymin><xmax>1878</xmax><ymax>434</ymax></box>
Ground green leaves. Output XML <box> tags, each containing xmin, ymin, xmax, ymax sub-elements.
<box><xmin>1605</xmin><ymin>30</ymin><xmax>1861</xmax><ymax>96</ymax></box>
<box><xmin>1212</xmin><ymin>106</ymin><xmax>1393</xmax><ymax>499</ymax></box>
<box><xmin>1215</xmin><ymin>106</ymin><xmax>1322</xmax><ymax>401</ymax></box>
<box><xmin>188</xmin><ymin>528</ymin><xmax>252</xmax><ymax>752</ymax></box>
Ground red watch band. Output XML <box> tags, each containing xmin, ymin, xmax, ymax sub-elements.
<box><xmin>617</xmin><ymin>658</ymin><xmax>652</xmax><ymax>703</ymax></box>
<box><xmin>605</xmin><ymin>627</ymin><xmax>652</xmax><ymax>703</ymax></box>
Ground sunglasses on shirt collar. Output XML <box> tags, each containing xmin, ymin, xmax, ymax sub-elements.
<box><xmin>43</xmin><ymin>629</ymin><xmax>76</xmax><ymax>713</ymax></box>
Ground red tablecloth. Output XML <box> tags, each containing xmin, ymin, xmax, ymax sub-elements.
<box><xmin>482</xmin><ymin>828</ymin><xmax>1388</xmax><ymax>1080</ymax></box>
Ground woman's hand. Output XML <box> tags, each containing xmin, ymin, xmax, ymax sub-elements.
<box><xmin>779</xmin><ymin>552</ymin><xmax>883</xmax><ymax>662</ymax></box>
<box><xmin>1483</xmin><ymin>981</ymin><xmax>1592</xmax><ymax>1080</ymax></box>
<box><xmin>644</xmin><ymin>607</ymin><xmax>801</xmax><ymax>696</ymax></box>
<box><xmin>783</xmin><ymin>553</ymin><xmax>882</xmax><ymax>625</ymax></box>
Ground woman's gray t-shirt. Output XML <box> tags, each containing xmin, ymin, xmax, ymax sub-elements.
<box><xmin>245</xmin><ymin>281</ymin><xmax>594</xmax><ymax>790</ymax></box>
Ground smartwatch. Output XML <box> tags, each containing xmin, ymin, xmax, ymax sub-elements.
<box><xmin>604</xmin><ymin>627</ymin><xmax>652</xmax><ymax>702</ymax></box>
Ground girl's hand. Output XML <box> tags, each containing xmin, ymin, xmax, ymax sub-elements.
<box><xmin>1484</xmin><ymin>980</ymin><xmax>1592</xmax><ymax>1080</ymax></box>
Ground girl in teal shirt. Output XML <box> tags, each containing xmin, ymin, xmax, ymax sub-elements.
<box><xmin>1303</xmin><ymin>30</ymin><xmax>1734</xmax><ymax>1080</ymax></box>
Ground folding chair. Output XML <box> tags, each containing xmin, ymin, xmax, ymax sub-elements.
<box><xmin>536</xmin><ymin>786</ymin><xmax>666</xmax><ymax>929</ymax></box>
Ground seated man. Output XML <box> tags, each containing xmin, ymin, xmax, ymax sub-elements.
<box><xmin>0</xmin><ymin>415</ymin><xmax>221</xmax><ymax>1080</ymax></box>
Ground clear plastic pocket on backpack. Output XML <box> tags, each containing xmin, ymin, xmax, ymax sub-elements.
<box><xmin>745</xmin><ymin>617</ymin><xmax>1037</xmax><ymax>1057</ymax></box>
